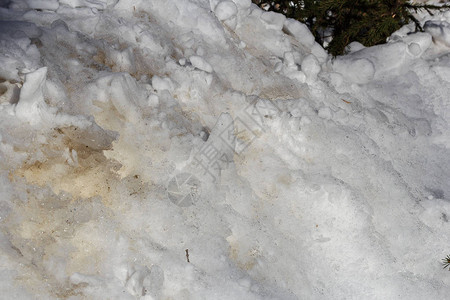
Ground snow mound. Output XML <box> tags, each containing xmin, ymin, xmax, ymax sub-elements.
<box><xmin>0</xmin><ymin>0</ymin><xmax>450</xmax><ymax>299</ymax></box>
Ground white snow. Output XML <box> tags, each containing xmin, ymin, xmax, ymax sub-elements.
<box><xmin>1</xmin><ymin>0</ymin><xmax>450</xmax><ymax>299</ymax></box>
<box><xmin>332</xmin><ymin>57</ymin><xmax>375</xmax><ymax>84</ymax></box>
<box><xmin>283</xmin><ymin>18</ymin><xmax>316</xmax><ymax>49</ymax></box>
<box><xmin>14</xmin><ymin>67</ymin><xmax>48</xmax><ymax>125</ymax></box>
<box><xmin>301</xmin><ymin>53</ymin><xmax>321</xmax><ymax>82</ymax></box>
<box><xmin>260</xmin><ymin>11</ymin><xmax>286</xmax><ymax>31</ymax></box>
<box><xmin>214</xmin><ymin>1</ymin><xmax>238</xmax><ymax>21</ymax></box>
<box><xmin>189</xmin><ymin>55</ymin><xmax>214</xmax><ymax>73</ymax></box>
<box><xmin>24</xmin><ymin>0</ymin><xmax>59</xmax><ymax>10</ymax></box>
<box><xmin>425</xmin><ymin>20</ymin><xmax>450</xmax><ymax>47</ymax></box>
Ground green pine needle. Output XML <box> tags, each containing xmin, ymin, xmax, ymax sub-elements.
<box><xmin>442</xmin><ymin>255</ymin><xmax>450</xmax><ymax>270</ymax></box>
<box><xmin>252</xmin><ymin>0</ymin><xmax>450</xmax><ymax>56</ymax></box>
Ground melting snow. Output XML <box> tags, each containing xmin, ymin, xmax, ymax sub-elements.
<box><xmin>0</xmin><ymin>0</ymin><xmax>450</xmax><ymax>299</ymax></box>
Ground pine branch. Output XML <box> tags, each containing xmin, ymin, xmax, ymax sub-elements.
<box><xmin>252</xmin><ymin>0</ymin><xmax>450</xmax><ymax>56</ymax></box>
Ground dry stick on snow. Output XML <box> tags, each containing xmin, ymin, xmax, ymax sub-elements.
<box><xmin>185</xmin><ymin>249</ymin><xmax>190</xmax><ymax>263</ymax></box>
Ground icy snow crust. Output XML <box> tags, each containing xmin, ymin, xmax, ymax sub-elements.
<box><xmin>0</xmin><ymin>0</ymin><xmax>450</xmax><ymax>299</ymax></box>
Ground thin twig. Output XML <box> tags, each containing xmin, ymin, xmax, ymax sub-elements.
<box><xmin>185</xmin><ymin>249</ymin><xmax>190</xmax><ymax>263</ymax></box>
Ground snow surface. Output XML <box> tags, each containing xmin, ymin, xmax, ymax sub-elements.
<box><xmin>0</xmin><ymin>0</ymin><xmax>450</xmax><ymax>299</ymax></box>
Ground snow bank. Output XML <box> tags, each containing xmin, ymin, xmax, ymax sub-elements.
<box><xmin>15</xmin><ymin>67</ymin><xmax>49</xmax><ymax>125</ymax></box>
<box><xmin>214</xmin><ymin>1</ymin><xmax>238</xmax><ymax>21</ymax></box>
<box><xmin>425</xmin><ymin>20</ymin><xmax>450</xmax><ymax>47</ymax></box>
<box><xmin>1</xmin><ymin>0</ymin><xmax>450</xmax><ymax>299</ymax></box>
